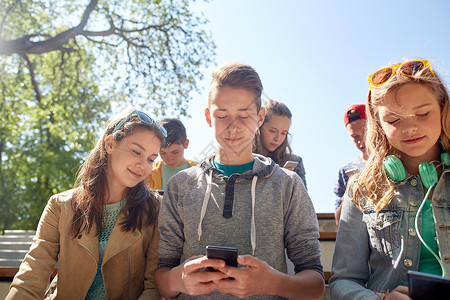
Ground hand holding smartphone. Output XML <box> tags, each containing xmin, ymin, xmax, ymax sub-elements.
<box><xmin>206</xmin><ymin>245</ymin><xmax>238</xmax><ymax>273</ymax></box>
<box><xmin>206</xmin><ymin>246</ymin><xmax>238</xmax><ymax>279</ymax></box>
<box><xmin>283</xmin><ymin>160</ymin><xmax>299</xmax><ymax>170</ymax></box>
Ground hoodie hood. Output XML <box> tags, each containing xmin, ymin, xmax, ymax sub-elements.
<box><xmin>197</xmin><ymin>153</ymin><xmax>277</xmax><ymax>255</ymax></box>
<box><xmin>198</xmin><ymin>153</ymin><xmax>277</xmax><ymax>180</ymax></box>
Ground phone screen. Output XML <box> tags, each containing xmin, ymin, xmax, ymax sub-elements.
<box><xmin>283</xmin><ymin>160</ymin><xmax>299</xmax><ymax>169</ymax></box>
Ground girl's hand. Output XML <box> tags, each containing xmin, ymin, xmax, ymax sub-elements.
<box><xmin>384</xmin><ymin>286</ymin><xmax>410</xmax><ymax>300</ymax></box>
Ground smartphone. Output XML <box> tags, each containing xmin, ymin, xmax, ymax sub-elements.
<box><xmin>205</xmin><ymin>245</ymin><xmax>238</xmax><ymax>268</ymax></box>
<box><xmin>408</xmin><ymin>270</ymin><xmax>450</xmax><ymax>300</ymax></box>
<box><xmin>283</xmin><ymin>160</ymin><xmax>299</xmax><ymax>169</ymax></box>
<box><xmin>344</xmin><ymin>168</ymin><xmax>359</xmax><ymax>178</ymax></box>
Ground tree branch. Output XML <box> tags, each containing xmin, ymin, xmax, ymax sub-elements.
<box><xmin>82</xmin><ymin>18</ymin><xmax>116</xmax><ymax>37</ymax></box>
<box><xmin>22</xmin><ymin>54</ymin><xmax>42</xmax><ymax>103</ymax></box>
<box><xmin>78</xmin><ymin>0</ymin><xmax>98</xmax><ymax>29</ymax></box>
<box><xmin>0</xmin><ymin>0</ymin><xmax>98</xmax><ymax>55</ymax></box>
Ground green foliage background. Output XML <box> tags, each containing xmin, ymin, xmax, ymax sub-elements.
<box><xmin>0</xmin><ymin>0</ymin><xmax>215</xmax><ymax>232</ymax></box>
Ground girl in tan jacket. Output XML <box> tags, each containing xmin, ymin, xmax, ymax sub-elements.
<box><xmin>6</xmin><ymin>109</ymin><xmax>167</xmax><ymax>300</ymax></box>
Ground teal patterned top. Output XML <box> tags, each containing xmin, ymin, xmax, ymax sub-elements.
<box><xmin>85</xmin><ymin>199</ymin><xmax>126</xmax><ymax>300</ymax></box>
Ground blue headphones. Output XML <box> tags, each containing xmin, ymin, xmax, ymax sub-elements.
<box><xmin>384</xmin><ymin>152</ymin><xmax>450</xmax><ymax>188</ymax></box>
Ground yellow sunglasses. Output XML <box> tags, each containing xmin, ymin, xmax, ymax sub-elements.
<box><xmin>368</xmin><ymin>60</ymin><xmax>435</xmax><ymax>88</ymax></box>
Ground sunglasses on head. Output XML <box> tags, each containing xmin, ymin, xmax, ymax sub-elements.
<box><xmin>368</xmin><ymin>60</ymin><xmax>435</xmax><ymax>88</ymax></box>
<box><xmin>112</xmin><ymin>110</ymin><xmax>167</xmax><ymax>137</ymax></box>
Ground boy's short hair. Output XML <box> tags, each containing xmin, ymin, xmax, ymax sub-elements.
<box><xmin>160</xmin><ymin>118</ymin><xmax>187</xmax><ymax>147</ymax></box>
<box><xmin>208</xmin><ymin>63</ymin><xmax>263</xmax><ymax>110</ymax></box>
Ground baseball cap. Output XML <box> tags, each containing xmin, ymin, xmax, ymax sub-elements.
<box><xmin>344</xmin><ymin>104</ymin><xmax>366</xmax><ymax>127</ymax></box>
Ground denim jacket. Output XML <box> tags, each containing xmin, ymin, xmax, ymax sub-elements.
<box><xmin>329</xmin><ymin>169</ymin><xmax>450</xmax><ymax>300</ymax></box>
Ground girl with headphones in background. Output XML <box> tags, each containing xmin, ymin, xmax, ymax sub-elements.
<box><xmin>253</xmin><ymin>100</ymin><xmax>308</xmax><ymax>189</ymax></box>
<box><xmin>329</xmin><ymin>60</ymin><xmax>450</xmax><ymax>300</ymax></box>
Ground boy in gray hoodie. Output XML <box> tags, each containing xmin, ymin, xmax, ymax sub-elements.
<box><xmin>155</xmin><ymin>63</ymin><xmax>324</xmax><ymax>299</ymax></box>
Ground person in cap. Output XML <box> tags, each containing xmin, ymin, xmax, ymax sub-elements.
<box><xmin>333</xmin><ymin>104</ymin><xmax>368</xmax><ymax>225</ymax></box>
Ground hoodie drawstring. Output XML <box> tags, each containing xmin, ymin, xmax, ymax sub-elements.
<box><xmin>250</xmin><ymin>175</ymin><xmax>257</xmax><ymax>255</ymax></box>
<box><xmin>197</xmin><ymin>171</ymin><xmax>258</xmax><ymax>256</ymax></box>
<box><xmin>198</xmin><ymin>169</ymin><xmax>213</xmax><ymax>241</ymax></box>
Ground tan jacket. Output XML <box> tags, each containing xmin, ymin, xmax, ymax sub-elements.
<box><xmin>6</xmin><ymin>189</ymin><xmax>161</xmax><ymax>300</ymax></box>
<box><xmin>146</xmin><ymin>160</ymin><xmax>197</xmax><ymax>190</ymax></box>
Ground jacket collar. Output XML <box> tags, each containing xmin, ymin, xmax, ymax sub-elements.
<box><xmin>76</xmin><ymin>211</ymin><xmax>142</xmax><ymax>265</ymax></box>
<box><xmin>102</xmin><ymin>212</ymin><xmax>142</xmax><ymax>265</ymax></box>
<box><xmin>76</xmin><ymin>227</ymin><xmax>99</xmax><ymax>263</ymax></box>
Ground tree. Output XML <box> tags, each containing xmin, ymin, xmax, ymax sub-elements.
<box><xmin>1</xmin><ymin>0</ymin><xmax>215</xmax><ymax>115</ymax></box>
<box><xmin>0</xmin><ymin>0</ymin><xmax>215</xmax><ymax>231</ymax></box>
<box><xmin>0</xmin><ymin>47</ymin><xmax>109</xmax><ymax>231</ymax></box>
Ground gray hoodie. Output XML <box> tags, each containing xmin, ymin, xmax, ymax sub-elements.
<box><xmin>157</xmin><ymin>154</ymin><xmax>323</xmax><ymax>299</ymax></box>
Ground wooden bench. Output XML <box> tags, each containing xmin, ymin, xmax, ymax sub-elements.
<box><xmin>0</xmin><ymin>214</ymin><xmax>337</xmax><ymax>281</ymax></box>
<box><xmin>316</xmin><ymin>213</ymin><xmax>337</xmax><ymax>283</ymax></box>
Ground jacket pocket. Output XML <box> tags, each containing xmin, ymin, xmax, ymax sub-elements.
<box><xmin>363</xmin><ymin>211</ymin><xmax>402</xmax><ymax>257</ymax></box>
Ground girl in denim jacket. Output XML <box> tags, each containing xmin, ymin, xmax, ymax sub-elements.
<box><xmin>330</xmin><ymin>60</ymin><xmax>450</xmax><ymax>300</ymax></box>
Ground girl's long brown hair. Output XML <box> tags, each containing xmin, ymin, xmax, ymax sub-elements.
<box><xmin>253</xmin><ymin>100</ymin><xmax>294</xmax><ymax>166</ymax></box>
<box><xmin>351</xmin><ymin>61</ymin><xmax>450</xmax><ymax>211</ymax></box>
<box><xmin>71</xmin><ymin>109</ymin><xmax>166</xmax><ymax>237</ymax></box>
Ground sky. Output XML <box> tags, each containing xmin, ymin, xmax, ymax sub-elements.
<box><xmin>173</xmin><ymin>0</ymin><xmax>450</xmax><ymax>213</ymax></box>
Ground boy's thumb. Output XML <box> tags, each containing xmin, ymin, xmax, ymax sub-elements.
<box><xmin>238</xmin><ymin>255</ymin><xmax>255</xmax><ymax>266</ymax></box>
